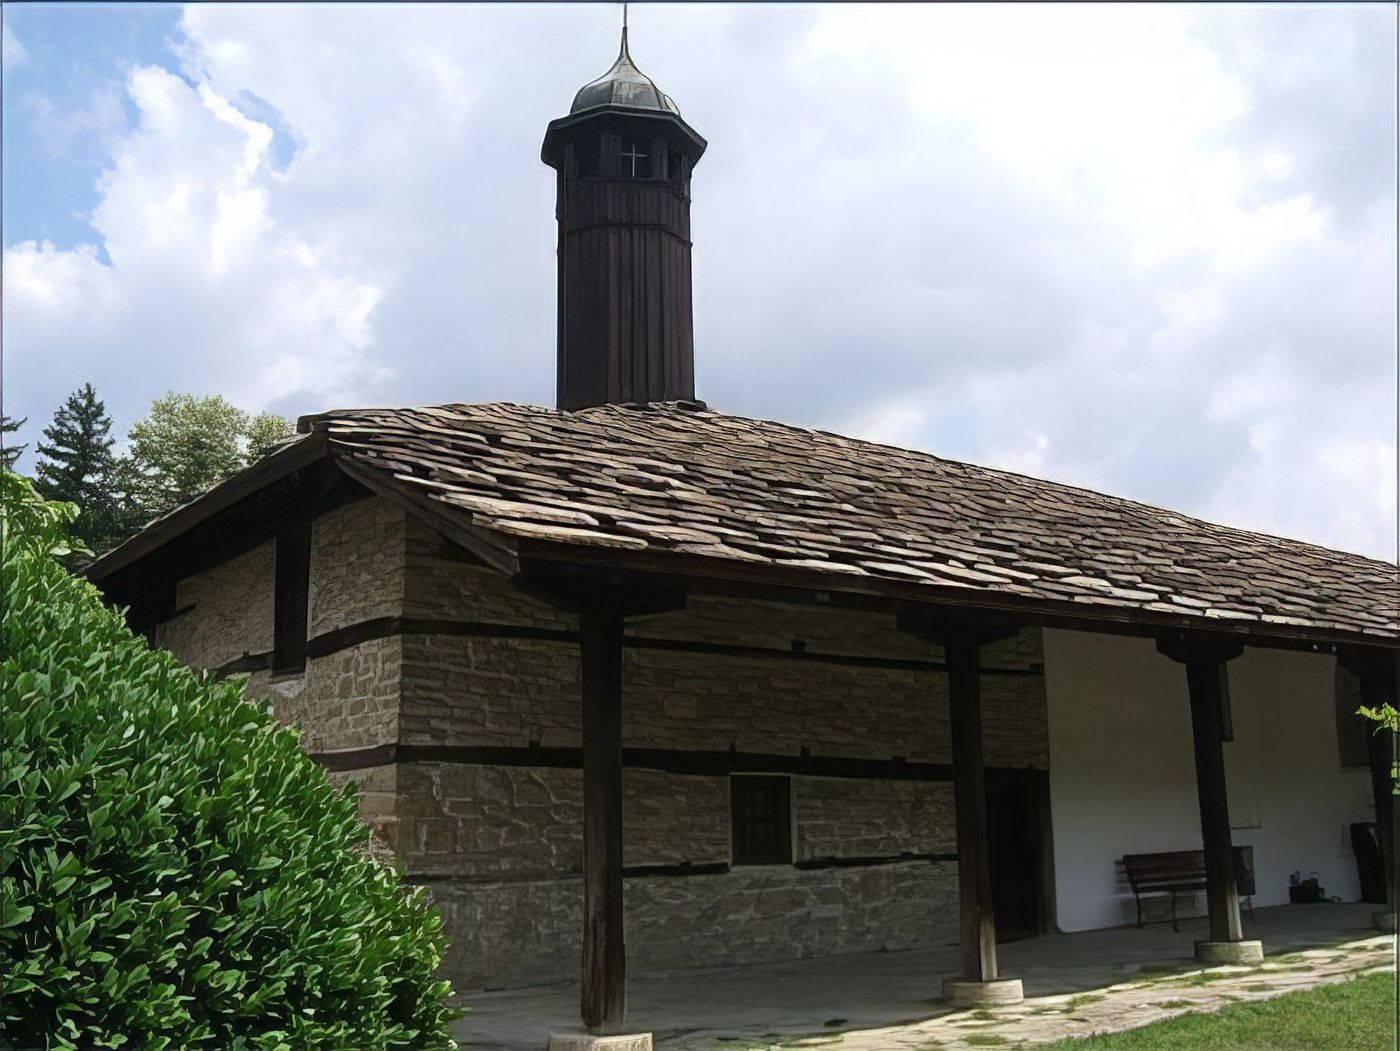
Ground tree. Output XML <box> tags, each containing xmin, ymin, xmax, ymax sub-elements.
<box><xmin>1</xmin><ymin>470</ymin><xmax>460</xmax><ymax>1047</ymax></box>
<box><xmin>246</xmin><ymin>411</ymin><xmax>296</xmax><ymax>463</ymax></box>
<box><xmin>32</xmin><ymin>385</ymin><xmax>128</xmax><ymax>560</ymax></box>
<box><xmin>1</xmin><ymin>414</ymin><xmax>27</xmax><ymax>470</ymax></box>
<box><xmin>125</xmin><ymin>394</ymin><xmax>293</xmax><ymax>519</ymax></box>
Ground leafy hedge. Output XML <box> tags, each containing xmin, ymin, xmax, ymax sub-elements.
<box><xmin>1</xmin><ymin>471</ymin><xmax>459</xmax><ymax>1049</ymax></box>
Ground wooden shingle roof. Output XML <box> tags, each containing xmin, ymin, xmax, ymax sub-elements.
<box><xmin>301</xmin><ymin>400</ymin><xmax>1398</xmax><ymax>646</ymax></box>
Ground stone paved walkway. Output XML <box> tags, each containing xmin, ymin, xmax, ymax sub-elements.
<box><xmin>669</xmin><ymin>934</ymin><xmax>1394</xmax><ymax>1050</ymax></box>
<box><xmin>454</xmin><ymin>904</ymin><xmax>1393</xmax><ymax>1049</ymax></box>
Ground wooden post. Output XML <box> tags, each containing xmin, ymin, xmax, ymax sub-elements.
<box><xmin>580</xmin><ymin>600</ymin><xmax>626</xmax><ymax>1032</ymax></box>
<box><xmin>1159</xmin><ymin>637</ymin><xmax>1245</xmax><ymax>946</ymax></box>
<box><xmin>1366</xmin><ymin>725</ymin><xmax>1395</xmax><ymax>912</ymax></box>
<box><xmin>947</xmin><ymin>630</ymin><xmax>998</xmax><ymax>982</ymax></box>
<box><xmin>1185</xmin><ymin>655</ymin><xmax>1243</xmax><ymax>943</ymax></box>
<box><xmin>1356</xmin><ymin>651</ymin><xmax>1398</xmax><ymax>913</ymax></box>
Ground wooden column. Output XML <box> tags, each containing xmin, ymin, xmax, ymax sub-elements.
<box><xmin>580</xmin><ymin>600</ymin><xmax>626</xmax><ymax>1032</ymax></box>
<box><xmin>1159</xmin><ymin>638</ymin><xmax>1244</xmax><ymax>944</ymax></box>
<box><xmin>1366</xmin><ymin>725</ymin><xmax>1395</xmax><ymax>912</ymax></box>
<box><xmin>947</xmin><ymin>630</ymin><xmax>999</xmax><ymax>981</ymax></box>
<box><xmin>1356</xmin><ymin>651</ymin><xmax>1398</xmax><ymax>912</ymax></box>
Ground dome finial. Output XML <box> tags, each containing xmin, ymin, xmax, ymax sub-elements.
<box><xmin>620</xmin><ymin>2</ymin><xmax>630</xmax><ymax>59</ymax></box>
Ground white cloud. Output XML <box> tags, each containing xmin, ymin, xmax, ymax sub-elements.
<box><xmin>2</xmin><ymin>22</ymin><xmax>27</xmax><ymax>68</ymax></box>
<box><xmin>4</xmin><ymin>61</ymin><xmax>387</xmax><ymax>429</ymax></box>
<box><xmin>3</xmin><ymin>3</ymin><xmax>1395</xmax><ymax>560</ymax></box>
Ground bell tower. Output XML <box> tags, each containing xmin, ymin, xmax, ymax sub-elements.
<box><xmin>542</xmin><ymin>25</ymin><xmax>707</xmax><ymax>410</ymax></box>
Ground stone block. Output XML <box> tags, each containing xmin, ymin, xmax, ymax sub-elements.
<box><xmin>942</xmin><ymin>977</ymin><xmax>1024</xmax><ymax>1006</ymax></box>
<box><xmin>1194</xmin><ymin>939</ymin><xmax>1264</xmax><ymax>965</ymax></box>
<box><xmin>547</xmin><ymin>1032</ymin><xmax>651</xmax><ymax>1051</ymax></box>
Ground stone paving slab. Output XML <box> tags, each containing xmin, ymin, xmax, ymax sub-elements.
<box><xmin>683</xmin><ymin>935</ymin><xmax>1393</xmax><ymax>1050</ymax></box>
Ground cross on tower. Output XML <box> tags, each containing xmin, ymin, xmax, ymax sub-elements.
<box><xmin>621</xmin><ymin>142</ymin><xmax>647</xmax><ymax>177</ymax></box>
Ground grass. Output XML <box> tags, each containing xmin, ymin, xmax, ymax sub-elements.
<box><xmin>1042</xmin><ymin>972</ymin><xmax>1396</xmax><ymax>1049</ymax></box>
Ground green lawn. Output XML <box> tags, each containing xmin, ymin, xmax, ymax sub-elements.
<box><xmin>1044</xmin><ymin>971</ymin><xmax>1396</xmax><ymax>1050</ymax></box>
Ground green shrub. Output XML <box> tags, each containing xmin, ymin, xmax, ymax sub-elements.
<box><xmin>1</xmin><ymin>471</ymin><xmax>460</xmax><ymax>1049</ymax></box>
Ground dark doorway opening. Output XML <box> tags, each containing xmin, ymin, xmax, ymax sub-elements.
<box><xmin>985</xmin><ymin>769</ymin><xmax>1055</xmax><ymax>941</ymax></box>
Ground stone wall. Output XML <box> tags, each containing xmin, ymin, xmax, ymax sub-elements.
<box><xmin>398</xmin><ymin>759</ymin><xmax>963</xmax><ymax>988</ymax></box>
<box><xmin>310</xmin><ymin>498</ymin><xmax>408</xmax><ymax>635</ymax></box>
<box><xmin>795</xmin><ymin>778</ymin><xmax>956</xmax><ymax>860</ymax></box>
<box><xmin>259</xmin><ymin>636</ymin><xmax>403</xmax><ymax>753</ymax></box>
<box><xmin>394</xmin><ymin>764</ymin><xmax>733</xmax><ymax>879</ymax></box>
<box><xmin>154</xmin><ymin>541</ymin><xmax>275</xmax><ymax>669</ymax></box>
<box><xmin>392</xmin><ymin>513</ymin><xmax>1049</xmax><ymax>989</ymax></box>
<box><xmin>147</xmin><ymin>505</ymin><xmax>1048</xmax><ymax>992</ymax></box>
<box><xmin>428</xmin><ymin>860</ymin><xmax>961</xmax><ymax>990</ymax></box>
<box><xmin>151</xmin><ymin>497</ymin><xmax>408</xmax><ymax>756</ymax></box>
<box><xmin>325</xmin><ymin>763</ymin><xmax>400</xmax><ymax>853</ymax></box>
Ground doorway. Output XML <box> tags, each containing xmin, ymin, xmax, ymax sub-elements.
<box><xmin>985</xmin><ymin>769</ymin><xmax>1055</xmax><ymax>940</ymax></box>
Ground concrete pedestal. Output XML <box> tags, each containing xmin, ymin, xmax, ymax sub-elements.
<box><xmin>942</xmin><ymin>977</ymin><xmax>1024</xmax><ymax>1006</ymax></box>
<box><xmin>547</xmin><ymin>1032</ymin><xmax>652</xmax><ymax>1051</ymax></box>
<box><xmin>1194</xmin><ymin>939</ymin><xmax>1264</xmax><ymax>965</ymax></box>
<box><xmin>1372</xmin><ymin>911</ymin><xmax>1395</xmax><ymax>933</ymax></box>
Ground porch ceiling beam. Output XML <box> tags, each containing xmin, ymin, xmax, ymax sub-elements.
<box><xmin>514</xmin><ymin>546</ymin><xmax>1388</xmax><ymax>655</ymax></box>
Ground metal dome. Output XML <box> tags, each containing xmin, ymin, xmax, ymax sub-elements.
<box><xmin>570</xmin><ymin>28</ymin><xmax>681</xmax><ymax>117</ymax></box>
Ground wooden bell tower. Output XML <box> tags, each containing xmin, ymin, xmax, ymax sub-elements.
<box><xmin>542</xmin><ymin>27</ymin><xmax>707</xmax><ymax>411</ymax></box>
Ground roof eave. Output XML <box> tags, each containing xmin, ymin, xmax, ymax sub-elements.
<box><xmin>541</xmin><ymin>107</ymin><xmax>707</xmax><ymax>167</ymax></box>
<box><xmin>510</xmin><ymin>536</ymin><xmax>1400</xmax><ymax>653</ymax></box>
<box><xmin>86</xmin><ymin>430</ymin><xmax>332</xmax><ymax>584</ymax></box>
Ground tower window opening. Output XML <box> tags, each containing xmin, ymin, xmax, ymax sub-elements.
<box><xmin>621</xmin><ymin>140</ymin><xmax>650</xmax><ymax>179</ymax></box>
<box><xmin>576</xmin><ymin>141</ymin><xmax>600</xmax><ymax>178</ymax></box>
<box><xmin>668</xmin><ymin>149</ymin><xmax>684</xmax><ymax>184</ymax></box>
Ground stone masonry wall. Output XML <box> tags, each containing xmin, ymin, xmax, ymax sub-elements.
<box><xmin>309</xmin><ymin>498</ymin><xmax>408</xmax><ymax>636</ymax></box>
<box><xmin>154</xmin><ymin>541</ymin><xmax>275</xmax><ymax>669</ymax></box>
<box><xmin>795</xmin><ymin>778</ymin><xmax>956</xmax><ymax>860</ymax></box>
<box><xmin>150</xmin><ymin>507</ymin><xmax>1046</xmax><ymax>992</ymax></box>
<box><xmin>429</xmin><ymin>860</ymin><xmax>961</xmax><ymax>990</ymax></box>
<box><xmin>395</xmin><ymin>764</ymin><xmax>731</xmax><ymax>879</ymax></box>
<box><xmin>151</xmin><ymin>497</ymin><xmax>408</xmax><ymax>756</ymax></box>
<box><xmin>400</xmin><ymin>634</ymin><xmax>1046</xmax><ymax>769</ymax></box>
<box><xmin>396</xmin><ymin>513</ymin><xmax>1048</xmax><ymax>989</ymax></box>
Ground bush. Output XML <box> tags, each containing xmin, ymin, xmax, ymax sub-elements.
<box><xmin>0</xmin><ymin>471</ymin><xmax>459</xmax><ymax>1049</ymax></box>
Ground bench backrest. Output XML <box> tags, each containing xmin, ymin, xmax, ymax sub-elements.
<box><xmin>1121</xmin><ymin>850</ymin><xmax>1206</xmax><ymax>891</ymax></box>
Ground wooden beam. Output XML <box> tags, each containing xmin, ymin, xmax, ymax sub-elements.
<box><xmin>1159</xmin><ymin>638</ymin><xmax>1243</xmax><ymax>943</ymax></box>
<box><xmin>517</xmin><ymin>545</ymin><xmax>1392</xmax><ymax>655</ymax></box>
<box><xmin>946</xmin><ymin>629</ymin><xmax>999</xmax><ymax>981</ymax></box>
<box><xmin>579</xmin><ymin>599</ymin><xmax>626</xmax><ymax>1032</ymax></box>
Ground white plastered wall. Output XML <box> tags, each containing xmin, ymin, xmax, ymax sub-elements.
<box><xmin>1043</xmin><ymin>628</ymin><xmax>1375</xmax><ymax>933</ymax></box>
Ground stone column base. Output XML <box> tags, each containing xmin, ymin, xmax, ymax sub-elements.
<box><xmin>942</xmin><ymin>977</ymin><xmax>1025</xmax><ymax>1006</ymax></box>
<box><xmin>547</xmin><ymin>1032</ymin><xmax>652</xmax><ymax>1051</ymax></box>
<box><xmin>1372</xmin><ymin>911</ymin><xmax>1395</xmax><ymax>932</ymax></box>
<box><xmin>1194</xmin><ymin>939</ymin><xmax>1264</xmax><ymax>965</ymax></box>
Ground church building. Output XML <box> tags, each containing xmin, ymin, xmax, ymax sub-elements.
<box><xmin>89</xmin><ymin>27</ymin><xmax>1399</xmax><ymax>1048</ymax></box>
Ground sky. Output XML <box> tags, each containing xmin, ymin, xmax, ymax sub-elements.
<box><xmin>2</xmin><ymin>2</ymin><xmax>1396</xmax><ymax>559</ymax></box>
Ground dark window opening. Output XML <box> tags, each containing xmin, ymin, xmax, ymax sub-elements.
<box><xmin>668</xmin><ymin>149</ymin><xmax>684</xmax><ymax>184</ymax></box>
<box><xmin>621</xmin><ymin>139</ymin><xmax>650</xmax><ymax>179</ymax></box>
<box><xmin>576</xmin><ymin>140</ymin><xmax>600</xmax><ymax>178</ymax></box>
<box><xmin>272</xmin><ymin>515</ymin><xmax>312</xmax><ymax>674</ymax></box>
<box><xmin>731</xmin><ymin>774</ymin><xmax>792</xmax><ymax>865</ymax></box>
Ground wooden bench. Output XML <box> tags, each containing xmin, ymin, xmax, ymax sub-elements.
<box><xmin>1121</xmin><ymin>851</ymin><xmax>1207</xmax><ymax>931</ymax></box>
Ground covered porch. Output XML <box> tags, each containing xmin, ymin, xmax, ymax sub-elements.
<box><xmin>454</xmin><ymin>903</ymin><xmax>1392</xmax><ymax>1049</ymax></box>
<box><xmin>536</xmin><ymin>582</ymin><xmax>1397</xmax><ymax>1045</ymax></box>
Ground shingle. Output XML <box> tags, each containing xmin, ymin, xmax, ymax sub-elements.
<box><xmin>313</xmin><ymin>400</ymin><xmax>1399</xmax><ymax>642</ymax></box>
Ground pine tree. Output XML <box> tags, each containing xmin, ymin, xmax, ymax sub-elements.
<box><xmin>33</xmin><ymin>385</ymin><xmax>129</xmax><ymax>559</ymax></box>
<box><xmin>1</xmin><ymin>414</ymin><xmax>28</xmax><ymax>470</ymax></box>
